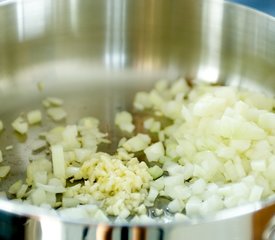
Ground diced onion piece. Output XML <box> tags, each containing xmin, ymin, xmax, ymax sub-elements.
<box><xmin>26</xmin><ymin>159</ymin><xmax>52</xmax><ymax>185</ymax></box>
<box><xmin>251</xmin><ymin>159</ymin><xmax>266</xmax><ymax>172</ymax></box>
<box><xmin>168</xmin><ymin>199</ymin><xmax>184</xmax><ymax>213</ymax></box>
<box><xmin>185</xmin><ymin>197</ymin><xmax>202</xmax><ymax>216</ymax></box>
<box><xmin>116</xmin><ymin>148</ymin><xmax>134</xmax><ymax>161</ymax></box>
<box><xmin>144</xmin><ymin>118</ymin><xmax>161</xmax><ymax>132</ymax></box>
<box><xmin>154</xmin><ymin>208</ymin><xmax>164</xmax><ymax>216</ymax></box>
<box><xmin>200</xmin><ymin>195</ymin><xmax>224</xmax><ymax>215</ymax></box>
<box><xmin>150</xmin><ymin>177</ymin><xmax>164</xmax><ymax>191</ymax></box>
<box><xmin>215</xmin><ymin>116</ymin><xmax>266</xmax><ymax>140</ymax></box>
<box><xmin>258</xmin><ymin>112</ymin><xmax>275</xmax><ymax>132</ymax></box>
<box><xmin>45</xmin><ymin>127</ymin><xmax>64</xmax><ymax>145</ymax></box>
<box><xmin>51</xmin><ymin>145</ymin><xmax>65</xmax><ymax>180</ymax></box>
<box><xmin>27</xmin><ymin>110</ymin><xmax>42</xmax><ymax>125</ymax></box>
<box><xmin>148</xmin><ymin>165</ymin><xmax>163</xmax><ymax>179</ymax></box>
<box><xmin>74</xmin><ymin>149</ymin><xmax>92</xmax><ymax>163</ymax></box>
<box><xmin>149</xmin><ymin>90</ymin><xmax>165</xmax><ymax>109</ymax></box>
<box><xmin>33</xmin><ymin>171</ymin><xmax>48</xmax><ymax>185</ymax></box>
<box><xmin>12</xmin><ymin>117</ymin><xmax>28</xmax><ymax>135</ymax></box>
<box><xmin>161</xmin><ymin>100</ymin><xmax>182</xmax><ymax>119</ymax></box>
<box><xmin>193</xmin><ymin>95</ymin><xmax>226</xmax><ymax>117</ymax></box>
<box><xmin>118</xmin><ymin>209</ymin><xmax>130</xmax><ymax>219</ymax></box>
<box><xmin>62</xmin><ymin>197</ymin><xmax>79</xmax><ymax>208</ymax></box>
<box><xmin>31</xmin><ymin>140</ymin><xmax>47</xmax><ymax>152</ymax></box>
<box><xmin>190</xmin><ymin>179</ymin><xmax>207</xmax><ymax>195</ymax></box>
<box><xmin>165</xmin><ymin>185</ymin><xmax>191</xmax><ymax>200</ymax></box>
<box><xmin>43</xmin><ymin>97</ymin><xmax>64</xmax><ymax>108</ymax></box>
<box><xmin>170</xmin><ymin>78</ymin><xmax>189</xmax><ymax>96</ymax></box>
<box><xmin>16</xmin><ymin>184</ymin><xmax>28</xmax><ymax>199</ymax></box>
<box><xmin>37</xmin><ymin>181</ymin><xmax>65</xmax><ymax>193</ymax></box>
<box><xmin>144</xmin><ymin>142</ymin><xmax>165</xmax><ymax>162</ymax></box>
<box><xmin>8</xmin><ymin>180</ymin><xmax>23</xmax><ymax>194</ymax></box>
<box><xmin>66</xmin><ymin>167</ymin><xmax>80</xmax><ymax>179</ymax></box>
<box><xmin>163</xmin><ymin>175</ymin><xmax>185</xmax><ymax>187</ymax></box>
<box><xmin>31</xmin><ymin>188</ymin><xmax>47</xmax><ymax>206</ymax></box>
<box><xmin>78</xmin><ymin>117</ymin><xmax>99</xmax><ymax>129</ymax></box>
<box><xmin>147</xmin><ymin>186</ymin><xmax>158</xmax><ymax>202</ymax></box>
<box><xmin>0</xmin><ymin>166</ymin><xmax>10</xmax><ymax>178</ymax></box>
<box><xmin>249</xmin><ymin>185</ymin><xmax>263</xmax><ymax>202</ymax></box>
<box><xmin>242</xmin><ymin>91</ymin><xmax>274</xmax><ymax>111</ymax></box>
<box><xmin>47</xmin><ymin>107</ymin><xmax>67</xmax><ymax>121</ymax></box>
<box><xmin>115</xmin><ymin>111</ymin><xmax>135</xmax><ymax>133</ymax></box>
<box><xmin>134</xmin><ymin>92</ymin><xmax>152</xmax><ymax>110</ymax></box>
<box><xmin>62</xmin><ymin>125</ymin><xmax>81</xmax><ymax>150</ymax></box>
<box><xmin>63</xmin><ymin>125</ymin><xmax>78</xmax><ymax>140</ymax></box>
<box><xmin>122</xmin><ymin>134</ymin><xmax>151</xmax><ymax>152</ymax></box>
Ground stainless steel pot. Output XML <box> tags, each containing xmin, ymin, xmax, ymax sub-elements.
<box><xmin>0</xmin><ymin>0</ymin><xmax>275</xmax><ymax>239</ymax></box>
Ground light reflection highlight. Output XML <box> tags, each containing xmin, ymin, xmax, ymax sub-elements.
<box><xmin>16</xmin><ymin>0</ymin><xmax>49</xmax><ymax>42</ymax></box>
<box><xmin>104</xmin><ymin>0</ymin><xmax>126</xmax><ymax>69</ymax></box>
<box><xmin>41</xmin><ymin>216</ymin><xmax>63</xmax><ymax>240</ymax></box>
<box><xmin>198</xmin><ymin>1</ymin><xmax>224</xmax><ymax>83</ymax></box>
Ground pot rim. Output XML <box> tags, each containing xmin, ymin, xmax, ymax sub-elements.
<box><xmin>0</xmin><ymin>196</ymin><xmax>274</xmax><ymax>227</ymax></box>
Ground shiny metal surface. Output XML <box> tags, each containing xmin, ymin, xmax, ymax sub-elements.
<box><xmin>0</xmin><ymin>0</ymin><xmax>275</xmax><ymax>239</ymax></box>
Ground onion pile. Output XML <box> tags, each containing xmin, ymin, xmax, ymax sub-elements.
<box><xmin>133</xmin><ymin>79</ymin><xmax>275</xmax><ymax>220</ymax></box>
<box><xmin>2</xmin><ymin>79</ymin><xmax>275</xmax><ymax>223</ymax></box>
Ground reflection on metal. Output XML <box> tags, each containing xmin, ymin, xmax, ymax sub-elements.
<box><xmin>16</xmin><ymin>0</ymin><xmax>49</xmax><ymax>42</ymax></box>
<box><xmin>197</xmin><ymin>66</ymin><xmax>219</xmax><ymax>84</ymax></box>
<box><xmin>69</xmin><ymin>0</ymin><xmax>79</xmax><ymax>36</ymax></box>
<box><xmin>254</xmin><ymin>202</ymin><xmax>275</xmax><ymax>240</ymax></box>
<box><xmin>104</xmin><ymin>0</ymin><xmax>126</xmax><ymax>69</ymax></box>
<box><xmin>96</xmin><ymin>225</ymin><xmax>113</xmax><ymax>240</ymax></box>
<box><xmin>133</xmin><ymin>227</ymin><xmax>146</xmax><ymax>240</ymax></box>
<box><xmin>40</xmin><ymin>216</ymin><xmax>63</xmax><ymax>240</ymax></box>
<box><xmin>263</xmin><ymin>217</ymin><xmax>275</xmax><ymax>240</ymax></box>
<box><xmin>198</xmin><ymin>1</ymin><xmax>224</xmax><ymax>83</ymax></box>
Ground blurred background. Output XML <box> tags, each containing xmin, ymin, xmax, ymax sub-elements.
<box><xmin>229</xmin><ymin>0</ymin><xmax>275</xmax><ymax>16</ymax></box>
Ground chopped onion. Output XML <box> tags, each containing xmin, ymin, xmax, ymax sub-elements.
<box><xmin>12</xmin><ymin>117</ymin><xmax>28</xmax><ymax>135</ymax></box>
<box><xmin>62</xmin><ymin>197</ymin><xmax>79</xmax><ymax>208</ymax></box>
<box><xmin>144</xmin><ymin>118</ymin><xmax>161</xmax><ymax>132</ymax></box>
<box><xmin>7</xmin><ymin>79</ymin><xmax>275</xmax><ymax>223</ymax></box>
<box><xmin>148</xmin><ymin>165</ymin><xmax>163</xmax><ymax>179</ymax></box>
<box><xmin>43</xmin><ymin>97</ymin><xmax>64</xmax><ymax>108</ymax></box>
<box><xmin>122</xmin><ymin>134</ymin><xmax>151</xmax><ymax>152</ymax></box>
<box><xmin>144</xmin><ymin>142</ymin><xmax>165</xmax><ymax>162</ymax></box>
<box><xmin>115</xmin><ymin>111</ymin><xmax>135</xmax><ymax>133</ymax></box>
<box><xmin>8</xmin><ymin>180</ymin><xmax>23</xmax><ymax>194</ymax></box>
<box><xmin>168</xmin><ymin>198</ymin><xmax>184</xmax><ymax>213</ymax></box>
<box><xmin>31</xmin><ymin>188</ymin><xmax>47</xmax><ymax>206</ymax></box>
<box><xmin>0</xmin><ymin>166</ymin><xmax>10</xmax><ymax>178</ymax></box>
<box><xmin>27</xmin><ymin>110</ymin><xmax>42</xmax><ymax>125</ymax></box>
<box><xmin>51</xmin><ymin>145</ymin><xmax>65</xmax><ymax>180</ymax></box>
<box><xmin>147</xmin><ymin>186</ymin><xmax>158</xmax><ymax>202</ymax></box>
<box><xmin>134</xmin><ymin>92</ymin><xmax>152</xmax><ymax>110</ymax></box>
<box><xmin>16</xmin><ymin>184</ymin><xmax>28</xmax><ymax>199</ymax></box>
<box><xmin>47</xmin><ymin>107</ymin><xmax>67</xmax><ymax>121</ymax></box>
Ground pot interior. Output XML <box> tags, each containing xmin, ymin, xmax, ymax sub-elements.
<box><xmin>0</xmin><ymin>0</ymin><xmax>275</xmax><ymax>222</ymax></box>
